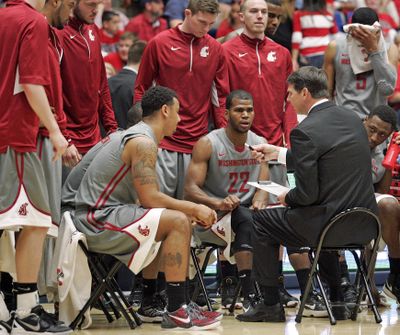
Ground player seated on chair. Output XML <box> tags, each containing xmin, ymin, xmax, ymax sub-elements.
<box><xmin>184</xmin><ymin>90</ymin><xmax>269</xmax><ymax>312</ymax></box>
<box><xmin>61</xmin><ymin>86</ymin><xmax>220</xmax><ymax>330</ymax></box>
<box><xmin>340</xmin><ymin>105</ymin><xmax>400</xmax><ymax>305</ymax></box>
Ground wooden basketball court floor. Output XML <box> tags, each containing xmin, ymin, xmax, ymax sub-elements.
<box><xmin>74</xmin><ymin>303</ymin><xmax>400</xmax><ymax>335</ymax></box>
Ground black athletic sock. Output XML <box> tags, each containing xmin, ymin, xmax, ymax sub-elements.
<box><xmin>330</xmin><ymin>285</ymin><xmax>344</xmax><ymax>302</ymax></box>
<box><xmin>295</xmin><ymin>268</ymin><xmax>310</xmax><ymax>296</ymax></box>
<box><xmin>389</xmin><ymin>257</ymin><xmax>400</xmax><ymax>275</ymax></box>
<box><xmin>278</xmin><ymin>261</ymin><xmax>283</xmax><ymax>276</ymax></box>
<box><xmin>157</xmin><ymin>272</ymin><xmax>166</xmax><ymax>292</ymax></box>
<box><xmin>13</xmin><ymin>282</ymin><xmax>37</xmax><ymax>295</ymax></box>
<box><xmin>166</xmin><ymin>282</ymin><xmax>186</xmax><ymax>312</ymax></box>
<box><xmin>142</xmin><ymin>279</ymin><xmax>157</xmax><ymax>306</ymax></box>
<box><xmin>220</xmin><ymin>261</ymin><xmax>237</xmax><ymax>278</ymax></box>
<box><xmin>263</xmin><ymin>286</ymin><xmax>280</xmax><ymax>306</ymax></box>
<box><xmin>339</xmin><ymin>260</ymin><xmax>350</xmax><ymax>280</ymax></box>
<box><xmin>184</xmin><ymin>277</ymin><xmax>190</xmax><ymax>304</ymax></box>
<box><xmin>238</xmin><ymin>270</ymin><xmax>254</xmax><ymax>298</ymax></box>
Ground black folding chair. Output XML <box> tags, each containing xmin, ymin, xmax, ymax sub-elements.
<box><xmin>295</xmin><ymin>207</ymin><xmax>382</xmax><ymax>325</ymax></box>
<box><xmin>61</xmin><ymin>211</ymin><xmax>141</xmax><ymax>330</ymax></box>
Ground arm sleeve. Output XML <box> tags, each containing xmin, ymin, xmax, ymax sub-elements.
<box><xmin>210</xmin><ymin>48</ymin><xmax>229</xmax><ymax>128</ymax></box>
<box><xmin>369</xmin><ymin>50</ymin><xmax>397</xmax><ymax>96</ymax></box>
<box><xmin>19</xmin><ymin>19</ymin><xmax>50</xmax><ymax>85</ymax></box>
<box><xmin>134</xmin><ymin>39</ymin><xmax>159</xmax><ymax>103</ymax></box>
<box><xmin>285</xmin><ymin>128</ymin><xmax>319</xmax><ymax>207</ymax></box>
<box><xmin>99</xmin><ymin>60</ymin><xmax>118</xmax><ymax>134</ymax></box>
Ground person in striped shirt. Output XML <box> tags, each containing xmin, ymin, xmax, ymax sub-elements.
<box><xmin>291</xmin><ymin>0</ymin><xmax>338</xmax><ymax>70</ymax></box>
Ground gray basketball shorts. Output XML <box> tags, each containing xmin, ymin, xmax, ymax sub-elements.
<box><xmin>156</xmin><ymin>149</ymin><xmax>191</xmax><ymax>199</ymax></box>
<box><xmin>74</xmin><ymin>206</ymin><xmax>165</xmax><ymax>274</ymax></box>
<box><xmin>0</xmin><ymin>147</ymin><xmax>51</xmax><ymax>229</ymax></box>
<box><xmin>37</xmin><ymin>135</ymin><xmax>62</xmax><ymax>237</ymax></box>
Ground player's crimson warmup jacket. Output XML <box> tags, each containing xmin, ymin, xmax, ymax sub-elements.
<box><xmin>56</xmin><ymin>17</ymin><xmax>117</xmax><ymax>154</ymax></box>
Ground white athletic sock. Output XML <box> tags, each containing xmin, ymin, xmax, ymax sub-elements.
<box><xmin>16</xmin><ymin>291</ymin><xmax>38</xmax><ymax>318</ymax></box>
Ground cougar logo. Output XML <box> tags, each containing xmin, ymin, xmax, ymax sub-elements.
<box><xmin>18</xmin><ymin>203</ymin><xmax>28</xmax><ymax>216</ymax></box>
<box><xmin>216</xmin><ymin>226</ymin><xmax>225</xmax><ymax>237</ymax></box>
<box><xmin>200</xmin><ymin>46</ymin><xmax>209</xmax><ymax>58</ymax></box>
<box><xmin>57</xmin><ymin>268</ymin><xmax>65</xmax><ymax>286</ymax></box>
<box><xmin>89</xmin><ymin>29</ymin><xmax>95</xmax><ymax>41</ymax></box>
<box><xmin>267</xmin><ymin>51</ymin><xmax>277</xmax><ymax>62</ymax></box>
<box><xmin>138</xmin><ymin>225</ymin><xmax>150</xmax><ymax>237</ymax></box>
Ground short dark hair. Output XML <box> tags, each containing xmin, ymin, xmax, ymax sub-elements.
<box><xmin>127</xmin><ymin>102</ymin><xmax>143</xmax><ymax>128</ymax></box>
<box><xmin>226</xmin><ymin>90</ymin><xmax>253</xmax><ymax>110</ymax></box>
<box><xmin>368</xmin><ymin>105</ymin><xmax>398</xmax><ymax>132</ymax></box>
<box><xmin>351</xmin><ymin>7</ymin><xmax>379</xmax><ymax>25</ymax></box>
<box><xmin>187</xmin><ymin>0</ymin><xmax>220</xmax><ymax>15</ymax></box>
<box><xmin>266</xmin><ymin>0</ymin><xmax>282</xmax><ymax>6</ymax></box>
<box><xmin>119</xmin><ymin>31</ymin><xmax>137</xmax><ymax>43</ymax></box>
<box><xmin>287</xmin><ymin>66</ymin><xmax>328</xmax><ymax>99</ymax></box>
<box><xmin>102</xmin><ymin>10</ymin><xmax>119</xmax><ymax>23</ymax></box>
<box><xmin>128</xmin><ymin>40</ymin><xmax>147</xmax><ymax>64</ymax></box>
<box><xmin>141</xmin><ymin>86</ymin><xmax>178</xmax><ymax>117</ymax></box>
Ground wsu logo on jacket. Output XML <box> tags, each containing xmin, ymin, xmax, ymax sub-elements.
<box><xmin>200</xmin><ymin>46</ymin><xmax>209</xmax><ymax>58</ymax></box>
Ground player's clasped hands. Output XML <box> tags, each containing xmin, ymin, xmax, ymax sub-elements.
<box><xmin>218</xmin><ymin>195</ymin><xmax>240</xmax><ymax>212</ymax></box>
<box><xmin>193</xmin><ymin>204</ymin><xmax>217</xmax><ymax>229</ymax></box>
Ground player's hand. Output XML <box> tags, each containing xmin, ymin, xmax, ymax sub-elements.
<box><xmin>217</xmin><ymin>195</ymin><xmax>240</xmax><ymax>211</ymax></box>
<box><xmin>49</xmin><ymin>130</ymin><xmax>68</xmax><ymax>162</ymax></box>
<box><xmin>250</xmin><ymin>143</ymin><xmax>280</xmax><ymax>162</ymax></box>
<box><xmin>350</xmin><ymin>26</ymin><xmax>380</xmax><ymax>53</ymax></box>
<box><xmin>277</xmin><ymin>191</ymin><xmax>288</xmax><ymax>206</ymax></box>
<box><xmin>193</xmin><ymin>204</ymin><xmax>217</xmax><ymax>229</ymax></box>
<box><xmin>62</xmin><ymin>144</ymin><xmax>82</xmax><ymax>168</ymax></box>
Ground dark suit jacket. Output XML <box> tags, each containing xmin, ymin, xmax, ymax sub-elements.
<box><xmin>108</xmin><ymin>68</ymin><xmax>137</xmax><ymax>129</ymax></box>
<box><xmin>284</xmin><ymin>101</ymin><xmax>378</xmax><ymax>244</ymax></box>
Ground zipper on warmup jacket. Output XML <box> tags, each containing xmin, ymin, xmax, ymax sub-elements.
<box><xmin>79</xmin><ymin>25</ymin><xmax>91</xmax><ymax>60</ymax></box>
<box><xmin>256</xmin><ymin>41</ymin><xmax>261</xmax><ymax>76</ymax></box>
<box><xmin>189</xmin><ymin>37</ymin><xmax>194</xmax><ymax>72</ymax></box>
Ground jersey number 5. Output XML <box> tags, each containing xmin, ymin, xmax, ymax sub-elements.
<box><xmin>228</xmin><ymin>171</ymin><xmax>250</xmax><ymax>193</ymax></box>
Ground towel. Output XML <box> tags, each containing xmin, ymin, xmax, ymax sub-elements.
<box><xmin>343</xmin><ymin>22</ymin><xmax>388</xmax><ymax>75</ymax></box>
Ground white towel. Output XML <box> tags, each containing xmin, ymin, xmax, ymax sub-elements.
<box><xmin>343</xmin><ymin>22</ymin><xmax>388</xmax><ymax>75</ymax></box>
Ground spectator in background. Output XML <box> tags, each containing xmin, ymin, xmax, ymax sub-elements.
<box><xmin>388</xmin><ymin>32</ymin><xmax>400</xmax><ymax>125</ymax></box>
<box><xmin>270</xmin><ymin>0</ymin><xmax>294</xmax><ymax>50</ymax></box>
<box><xmin>104</xmin><ymin>32</ymin><xmax>137</xmax><ymax>75</ymax></box>
<box><xmin>109</xmin><ymin>40</ymin><xmax>147</xmax><ymax>129</ymax></box>
<box><xmin>99</xmin><ymin>10</ymin><xmax>122</xmax><ymax>54</ymax></box>
<box><xmin>95</xmin><ymin>0</ymin><xmax>129</xmax><ymax>30</ymax></box>
<box><xmin>216</xmin><ymin>0</ymin><xmax>242</xmax><ymax>38</ymax></box>
<box><xmin>291</xmin><ymin>0</ymin><xmax>338</xmax><ymax>70</ymax></box>
<box><xmin>125</xmin><ymin>0</ymin><xmax>167</xmax><ymax>41</ymax></box>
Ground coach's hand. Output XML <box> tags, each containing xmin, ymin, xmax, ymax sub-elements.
<box><xmin>193</xmin><ymin>204</ymin><xmax>217</xmax><ymax>229</ymax></box>
<box><xmin>49</xmin><ymin>130</ymin><xmax>68</xmax><ymax>162</ymax></box>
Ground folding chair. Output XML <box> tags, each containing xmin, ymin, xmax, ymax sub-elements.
<box><xmin>190</xmin><ymin>243</ymin><xmax>220</xmax><ymax>311</ymax></box>
<box><xmin>295</xmin><ymin>207</ymin><xmax>382</xmax><ymax>325</ymax></box>
<box><xmin>61</xmin><ymin>212</ymin><xmax>142</xmax><ymax>330</ymax></box>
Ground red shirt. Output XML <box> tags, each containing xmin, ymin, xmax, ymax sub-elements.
<box><xmin>134</xmin><ymin>26</ymin><xmax>229</xmax><ymax>153</ymax></box>
<box><xmin>125</xmin><ymin>13</ymin><xmax>168</xmax><ymax>42</ymax></box>
<box><xmin>104</xmin><ymin>52</ymin><xmax>125</xmax><ymax>72</ymax></box>
<box><xmin>216</xmin><ymin>19</ymin><xmax>234</xmax><ymax>38</ymax></box>
<box><xmin>99</xmin><ymin>28</ymin><xmax>122</xmax><ymax>53</ymax></box>
<box><xmin>223</xmin><ymin>34</ymin><xmax>297</xmax><ymax>146</ymax></box>
<box><xmin>292</xmin><ymin>10</ymin><xmax>338</xmax><ymax>57</ymax></box>
<box><xmin>0</xmin><ymin>0</ymin><xmax>50</xmax><ymax>153</ymax></box>
<box><xmin>39</xmin><ymin>27</ymin><xmax>68</xmax><ymax>139</ymax></box>
<box><xmin>56</xmin><ymin>17</ymin><xmax>118</xmax><ymax>154</ymax></box>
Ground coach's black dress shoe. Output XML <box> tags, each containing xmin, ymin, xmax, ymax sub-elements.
<box><xmin>236</xmin><ymin>302</ymin><xmax>286</xmax><ymax>322</ymax></box>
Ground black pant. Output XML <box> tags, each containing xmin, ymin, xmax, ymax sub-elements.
<box><xmin>252</xmin><ymin>207</ymin><xmax>341</xmax><ymax>290</ymax></box>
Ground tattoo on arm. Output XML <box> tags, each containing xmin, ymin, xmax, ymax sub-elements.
<box><xmin>163</xmin><ymin>252</ymin><xmax>183</xmax><ymax>268</ymax></box>
<box><xmin>132</xmin><ymin>141</ymin><xmax>158</xmax><ymax>185</ymax></box>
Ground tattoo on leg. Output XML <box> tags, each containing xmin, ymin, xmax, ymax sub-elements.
<box><xmin>163</xmin><ymin>252</ymin><xmax>183</xmax><ymax>268</ymax></box>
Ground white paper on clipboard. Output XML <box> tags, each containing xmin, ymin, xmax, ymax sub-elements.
<box><xmin>248</xmin><ymin>181</ymin><xmax>290</xmax><ymax>196</ymax></box>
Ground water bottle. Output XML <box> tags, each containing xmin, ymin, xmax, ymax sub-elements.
<box><xmin>382</xmin><ymin>132</ymin><xmax>400</xmax><ymax>170</ymax></box>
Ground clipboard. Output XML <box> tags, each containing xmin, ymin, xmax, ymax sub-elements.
<box><xmin>248</xmin><ymin>181</ymin><xmax>290</xmax><ymax>196</ymax></box>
